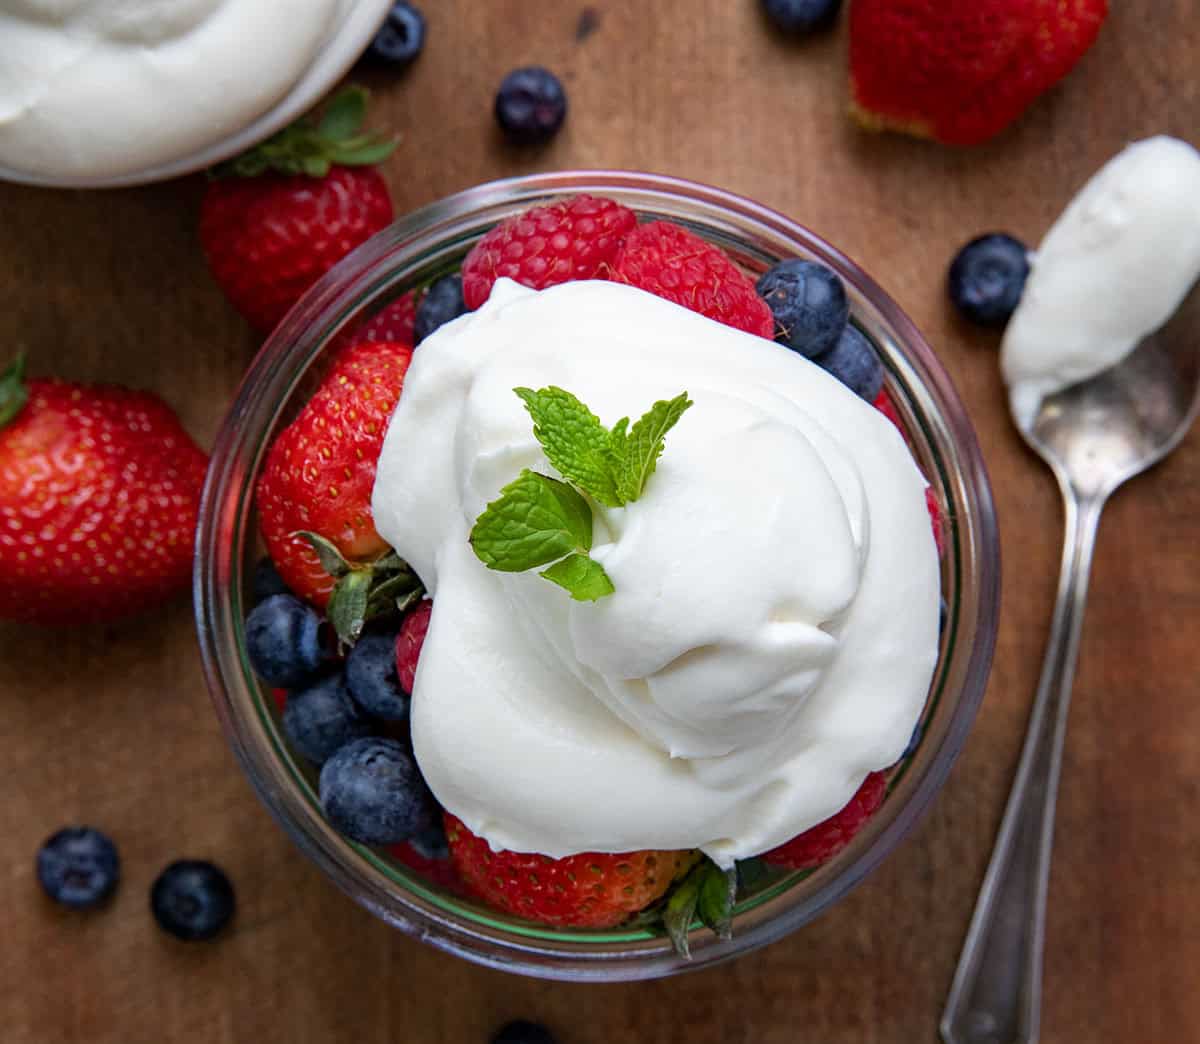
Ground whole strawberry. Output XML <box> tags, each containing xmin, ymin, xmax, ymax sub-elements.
<box><xmin>762</xmin><ymin>771</ymin><xmax>887</xmax><ymax>869</ymax></box>
<box><xmin>0</xmin><ymin>357</ymin><xmax>208</xmax><ymax>625</ymax></box>
<box><xmin>201</xmin><ymin>88</ymin><xmax>396</xmax><ymax>332</ymax></box>
<box><xmin>848</xmin><ymin>0</ymin><xmax>1108</xmax><ymax>146</ymax></box>
<box><xmin>445</xmin><ymin>814</ymin><xmax>695</xmax><ymax>929</ymax></box>
<box><xmin>460</xmin><ymin>194</ymin><xmax>637</xmax><ymax>309</ymax></box>
<box><xmin>610</xmin><ymin>221</ymin><xmax>776</xmax><ymax>338</ymax></box>
<box><xmin>256</xmin><ymin>340</ymin><xmax>414</xmax><ymax>626</ymax></box>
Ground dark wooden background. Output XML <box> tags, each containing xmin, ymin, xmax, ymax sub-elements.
<box><xmin>2</xmin><ymin>2</ymin><xmax>1198</xmax><ymax>1041</ymax></box>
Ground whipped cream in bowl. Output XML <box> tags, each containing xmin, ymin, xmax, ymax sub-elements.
<box><xmin>197</xmin><ymin>172</ymin><xmax>1000</xmax><ymax>979</ymax></box>
<box><xmin>0</xmin><ymin>0</ymin><xmax>394</xmax><ymax>187</ymax></box>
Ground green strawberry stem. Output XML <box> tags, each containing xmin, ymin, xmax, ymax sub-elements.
<box><xmin>295</xmin><ymin>531</ymin><xmax>422</xmax><ymax>647</ymax></box>
<box><xmin>0</xmin><ymin>353</ymin><xmax>29</xmax><ymax>429</ymax></box>
<box><xmin>660</xmin><ymin>857</ymin><xmax>738</xmax><ymax>959</ymax></box>
<box><xmin>212</xmin><ymin>86</ymin><xmax>397</xmax><ymax>180</ymax></box>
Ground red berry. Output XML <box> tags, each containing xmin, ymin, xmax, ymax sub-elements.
<box><xmin>926</xmin><ymin>487</ymin><xmax>945</xmax><ymax>555</ymax></box>
<box><xmin>256</xmin><ymin>341</ymin><xmax>412</xmax><ymax>608</ymax></box>
<box><xmin>461</xmin><ymin>195</ymin><xmax>637</xmax><ymax>309</ymax></box>
<box><xmin>387</xmin><ymin>839</ymin><xmax>467</xmax><ymax>896</ymax></box>
<box><xmin>871</xmin><ymin>388</ymin><xmax>903</xmax><ymax>431</ymax></box>
<box><xmin>201</xmin><ymin>166</ymin><xmax>394</xmax><ymax>332</ymax></box>
<box><xmin>762</xmin><ymin>772</ymin><xmax>888</xmax><ymax>870</ymax></box>
<box><xmin>610</xmin><ymin>221</ymin><xmax>775</xmax><ymax>338</ymax></box>
<box><xmin>445</xmin><ymin>814</ymin><xmax>695</xmax><ymax>929</ymax></box>
<box><xmin>394</xmin><ymin>598</ymin><xmax>432</xmax><ymax>694</ymax></box>
<box><xmin>0</xmin><ymin>367</ymin><xmax>208</xmax><ymax>625</ymax></box>
<box><xmin>849</xmin><ymin>0</ymin><xmax>1108</xmax><ymax>146</ymax></box>
<box><xmin>330</xmin><ymin>290</ymin><xmax>419</xmax><ymax>353</ymax></box>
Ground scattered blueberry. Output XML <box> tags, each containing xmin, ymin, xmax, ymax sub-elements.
<box><xmin>494</xmin><ymin>67</ymin><xmax>567</xmax><ymax>145</ymax></box>
<box><xmin>251</xmin><ymin>556</ymin><xmax>290</xmax><ymax>605</ymax></box>
<box><xmin>947</xmin><ymin>233</ymin><xmax>1029</xmax><ymax>328</ymax></box>
<box><xmin>319</xmin><ymin>737</ymin><xmax>435</xmax><ymax>845</ymax></box>
<box><xmin>762</xmin><ymin>0</ymin><xmax>842</xmax><ymax>34</ymax></box>
<box><xmin>815</xmin><ymin>324</ymin><xmax>884</xmax><ymax>401</ymax></box>
<box><xmin>409</xmin><ymin>818</ymin><xmax>449</xmax><ymax>861</ymax></box>
<box><xmin>151</xmin><ymin>860</ymin><xmax>235</xmax><ymax>941</ymax></box>
<box><xmin>492</xmin><ymin>1022</ymin><xmax>558</xmax><ymax>1044</ymax></box>
<box><xmin>756</xmin><ymin>259</ymin><xmax>849</xmax><ymax>357</ymax></box>
<box><xmin>283</xmin><ymin>672</ymin><xmax>375</xmax><ymax>764</ymax></box>
<box><xmin>346</xmin><ymin>628</ymin><xmax>410</xmax><ymax>720</ymax></box>
<box><xmin>414</xmin><ymin>274</ymin><xmax>468</xmax><ymax>344</ymax></box>
<box><xmin>36</xmin><ymin>826</ymin><xmax>120</xmax><ymax>910</ymax></box>
<box><xmin>245</xmin><ymin>593</ymin><xmax>325</xmax><ymax>689</ymax></box>
<box><xmin>368</xmin><ymin>2</ymin><xmax>426</xmax><ymax>66</ymax></box>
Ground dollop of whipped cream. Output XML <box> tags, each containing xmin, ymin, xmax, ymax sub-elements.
<box><xmin>0</xmin><ymin>0</ymin><xmax>347</xmax><ymax>180</ymax></box>
<box><xmin>372</xmin><ymin>279</ymin><xmax>940</xmax><ymax>866</ymax></box>
<box><xmin>1002</xmin><ymin>135</ymin><xmax>1200</xmax><ymax>425</ymax></box>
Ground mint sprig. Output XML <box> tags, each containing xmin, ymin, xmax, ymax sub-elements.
<box><xmin>468</xmin><ymin>386</ymin><xmax>691</xmax><ymax>601</ymax></box>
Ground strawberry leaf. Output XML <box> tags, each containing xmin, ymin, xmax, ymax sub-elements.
<box><xmin>0</xmin><ymin>353</ymin><xmax>28</xmax><ymax>429</ymax></box>
<box><xmin>326</xmin><ymin>569</ymin><xmax>373</xmax><ymax>649</ymax></box>
<box><xmin>663</xmin><ymin>867</ymin><xmax>703</xmax><ymax>960</ymax></box>
<box><xmin>660</xmin><ymin>857</ymin><xmax>737</xmax><ymax>959</ymax></box>
<box><xmin>295</xmin><ymin>531</ymin><xmax>352</xmax><ymax>578</ymax></box>
<box><xmin>318</xmin><ymin>86</ymin><xmax>368</xmax><ymax>140</ymax></box>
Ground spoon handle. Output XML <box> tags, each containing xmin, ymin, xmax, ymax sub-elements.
<box><xmin>941</xmin><ymin>490</ymin><xmax>1105</xmax><ymax>1044</ymax></box>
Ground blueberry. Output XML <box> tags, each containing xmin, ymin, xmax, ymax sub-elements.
<box><xmin>283</xmin><ymin>672</ymin><xmax>375</xmax><ymax>764</ymax></box>
<box><xmin>251</xmin><ymin>556</ymin><xmax>290</xmax><ymax>605</ymax></box>
<box><xmin>36</xmin><ymin>826</ymin><xmax>120</xmax><ymax>910</ymax></box>
<box><xmin>940</xmin><ymin>594</ymin><xmax>949</xmax><ymax>634</ymax></box>
<box><xmin>409</xmin><ymin>819</ymin><xmax>449</xmax><ymax>861</ymax></box>
<box><xmin>245</xmin><ymin>593</ymin><xmax>324</xmax><ymax>688</ymax></box>
<box><xmin>368</xmin><ymin>2</ymin><xmax>426</xmax><ymax>66</ymax></box>
<box><xmin>494</xmin><ymin>67</ymin><xmax>567</xmax><ymax>145</ymax></box>
<box><xmin>756</xmin><ymin>259</ymin><xmax>849</xmax><ymax>357</ymax></box>
<box><xmin>346</xmin><ymin>629</ymin><xmax>409</xmax><ymax>720</ymax></box>
<box><xmin>492</xmin><ymin>1022</ymin><xmax>557</xmax><ymax>1044</ymax></box>
<box><xmin>947</xmin><ymin>233</ymin><xmax>1030</xmax><ymax>328</ymax></box>
<box><xmin>319</xmin><ymin>737</ymin><xmax>435</xmax><ymax>845</ymax></box>
<box><xmin>414</xmin><ymin>274</ymin><xmax>468</xmax><ymax>344</ymax></box>
<box><xmin>901</xmin><ymin>720</ymin><xmax>924</xmax><ymax>761</ymax></box>
<box><xmin>151</xmin><ymin>860</ymin><xmax>235</xmax><ymax>941</ymax></box>
<box><xmin>762</xmin><ymin>0</ymin><xmax>841</xmax><ymax>33</ymax></box>
<box><xmin>815</xmin><ymin>324</ymin><xmax>884</xmax><ymax>401</ymax></box>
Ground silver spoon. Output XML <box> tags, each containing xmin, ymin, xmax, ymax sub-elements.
<box><xmin>941</xmin><ymin>288</ymin><xmax>1200</xmax><ymax>1044</ymax></box>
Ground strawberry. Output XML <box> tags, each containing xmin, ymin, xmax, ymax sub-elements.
<box><xmin>0</xmin><ymin>356</ymin><xmax>208</xmax><ymax>626</ymax></box>
<box><xmin>256</xmin><ymin>340</ymin><xmax>413</xmax><ymax>617</ymax></box>
<box><xmin>762</xmin><ymin>771</ymin><xmax>888</xmax><ymax>870</ymax></box>
<box><xmin>394</xmin><ymin>598</ymin><xmax>431</xmax><ymax>694</ymax></box>
<box><xmin>871</xmin><ymin>387</ymin><xmax>903</xmax><ymax>431</ymax></box>
<box><xmin>445</xmin><ymin>814</ymin><xmax>695</xmax><ymax>929</ymax></box>
<box><xmin>200</xmin><ymin>88</ymin><xmax>396</xmax><ymax>332</ymax></box>
<box><xmin>848</xmin><ymin>0</ymin><xmax>1108</xmax><ymax>146</ymax></box>
<box><xmin>460</xmin><ymin>194</ymin><xmax>637</xmax><ymax>309</ymax></box>
<box><xmin>610</xmin><ymin>221</ymin><xmax>775</xmax><ymax>338</ymax></box>
<box><xmin>330</xmin><ymin>290</ymin><xmax>419</xmax><ymax>354</ymax></box>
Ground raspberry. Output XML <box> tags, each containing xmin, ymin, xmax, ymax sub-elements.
<box><xmin>610</xmin><ymin>221</ymin><xmax>775</xmax><ymax>338</ymax></box>
<box><xmin>461</xmin><ymin>195</ymin><xmax>637</xmax><ymax>309</ymax></box>
<box><xmin>926</xmin><ymin>487</ymin><xmax>945</xmax><ymax>555</ymax></box>
<box><xmin>762</xmin><ymin>771</ymin><xmax>888</xmax><ymax>869</ymax></box>
<box><xmin>871</xmin><ymin>388</ymin><xmax>903</xmax><ymax>430</ymax></box>
<box><xmin>395</xmin><ymin>599</ymin><xmax>432</xmax><ymax>694</ymax></box>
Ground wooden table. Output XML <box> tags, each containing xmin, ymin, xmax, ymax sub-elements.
<box><xmin>3</xmin><ymin>3</ymin><xmax>1197</xmax><ymax>1041</ymax></box>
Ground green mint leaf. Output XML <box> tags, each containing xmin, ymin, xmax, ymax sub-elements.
<box><xmin>326</xmin><ymin>569</ymin><xmax>372</xmax><ymax>648</ymax></box>
<box><xmin>614</xmin><ymin>391</ymin><xmax>693</xmax><ymax>503</ymax></box>
<box><xmin>470</xmin><ymin>469</ymin><xmax>592</xmax><ymax>571</ymax></box>
<box><xmin>539</xmin><ymin>553</ymin><xmax>615</xmax><ymax>601</ymax></box>
<box><xmin>318</xmin><ymin>86</ymin><xmax>368</xmax><ymax>141</ymax></box>
<box><xmin>695</xmin><ymin>861</ymin><xmax>737</xmax><ymax>941</ymax></box>
<box><xmin>515</xmin><ymin>387</ymin><xmax>624</xmax><ymax>507</ymax></box>
<box><xmin>0</xmin><ymin>353</ymin><xmax>29</xmax><ymax>429</ymax></box>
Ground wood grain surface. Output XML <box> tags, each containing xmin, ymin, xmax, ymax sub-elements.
<box><xmin>2</xmin><ymin>2</ymin><xmax>1198</xmax><ymax>1042</ymax></box>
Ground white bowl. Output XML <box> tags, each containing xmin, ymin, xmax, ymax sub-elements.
<box><xmin>0</xmin><ymin>0</ymin><xmax>393</xmax><ymax>190</ymax></box>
